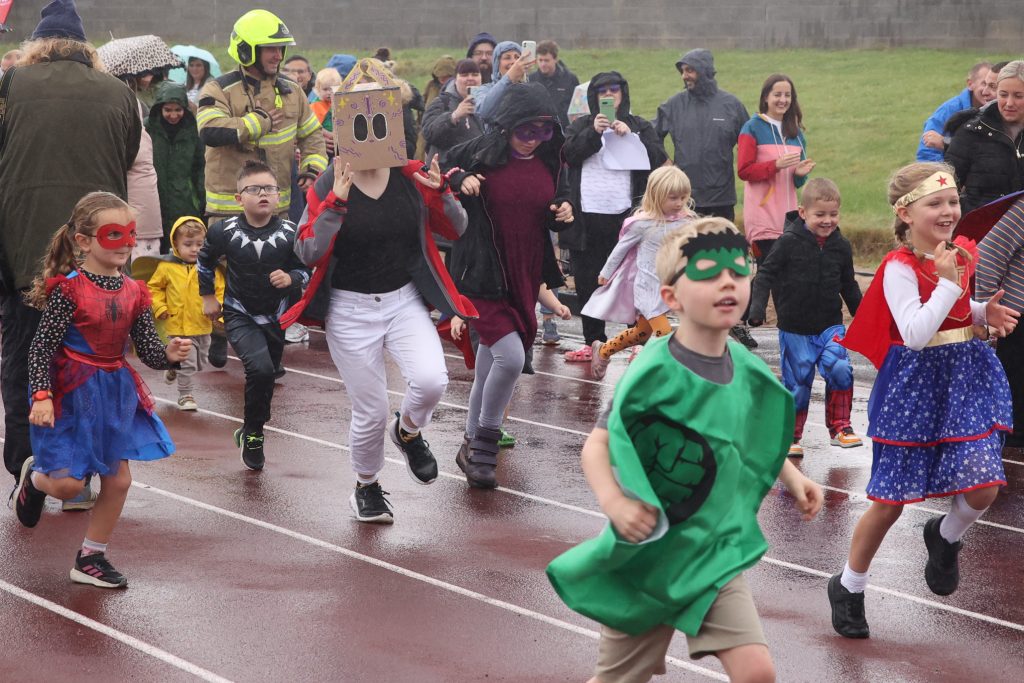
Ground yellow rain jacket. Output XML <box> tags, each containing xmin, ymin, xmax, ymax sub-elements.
<box><xmin>133</xmin><ymin>217</ymin><xmax>225</xmax><ymax>337</ymax></box>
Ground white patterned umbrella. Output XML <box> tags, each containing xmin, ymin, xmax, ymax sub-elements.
<box><xmin>98</xmin><ymin>35</ymin><xmax>181</xmax><ymax>77</ymax></box>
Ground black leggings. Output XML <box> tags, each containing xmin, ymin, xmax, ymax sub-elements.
<box><xmin>997</xmin><ymin>322</ymin><xmax>1024</xmax><ymax>446</ymax></box>
<box><xmin>1</xmin><ymin>292</ymin><xmax>42</xmax><ymax>484</ymax></box>
<box><xmin>224</xmin><ymin>310</ymin><xmax>285</xmax><ymax>433</ymax></box>
<box><xmin>571</xmin><ymin>210</ymin><xmax>630</xmax><ymax>344</ymax></box>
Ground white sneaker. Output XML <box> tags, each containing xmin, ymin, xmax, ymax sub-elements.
<box><xmin>284</xmin><ymin>323</ymin><xmax>309</xmax><ymax>343</ymax></box>
<box><xmin>591</xmin><ymin>340</ymin><xmax>610</xmax><ymax>380</ymax></box>
<box><xmin>177</xmin><ymin>395</ymin><xmax>198</xmax><ymax>411</ymax></box>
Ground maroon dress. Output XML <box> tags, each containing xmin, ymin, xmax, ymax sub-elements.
<box><xmin>470</xmin><ymin>155</ymin><xmax>556</xmax><ymax>349</ymax></box>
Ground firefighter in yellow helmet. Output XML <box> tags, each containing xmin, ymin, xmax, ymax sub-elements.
<box><xmin>196</xmin><ymin>9</ymin><xmax>327</xmax><ymax>219</ymax></box>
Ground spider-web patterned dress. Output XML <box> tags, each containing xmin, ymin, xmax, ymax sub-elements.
<box><xmin>28</xmin><ymin>270</ymin><xmax>174</xmax><ymax>479</ymax></box>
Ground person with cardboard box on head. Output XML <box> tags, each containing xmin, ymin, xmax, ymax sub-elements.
<box><xmin>287</xmin><ymin>59</ymin><xmax>477</xmax><ymax>524</ymax></box>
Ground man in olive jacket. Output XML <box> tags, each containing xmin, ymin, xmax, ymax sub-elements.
<box><xmin>0</xmin><ymin>0</ymin><xmax>142</xmax><ymax>486</ymax></box>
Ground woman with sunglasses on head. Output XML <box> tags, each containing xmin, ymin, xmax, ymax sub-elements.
<box><xmin>444</xmin><ymin>82</ymin><xmax>576</xmax><ymax>489</ymax></box>
<box><xmin>560</xmin><ymin>72</ymin><xmax>669</xmax><ymax>365</ymax></box>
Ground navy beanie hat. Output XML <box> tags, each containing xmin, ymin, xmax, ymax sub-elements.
<box><xmin>32</xmin><ymin>0</ymin><xmax>87</xmax><ymax>42</ymax></box>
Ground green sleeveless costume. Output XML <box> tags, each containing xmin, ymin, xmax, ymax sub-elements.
<box><xmin>547</xmin><ymin>336</ymin><xmax>793</xmax><ymax>636</ymax></box>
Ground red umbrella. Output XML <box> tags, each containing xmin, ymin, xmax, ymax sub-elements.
<box><xmin>954</xmin><ymin>190</ymin><xmax>1024</xmax><ymax>243</ymax></box>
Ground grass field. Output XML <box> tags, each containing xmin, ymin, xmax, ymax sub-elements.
<box><xmin>4</xmin><ymin>43</ymin><xmax>1002</xmax><ymax>263</ymax></box>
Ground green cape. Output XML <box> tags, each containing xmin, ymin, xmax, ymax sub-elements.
<box><xmin>547</xmin><ymin>336</ymin><xmax>793</xmax><ymax>636</ymax></box>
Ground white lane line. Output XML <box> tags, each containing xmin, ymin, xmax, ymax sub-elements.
<box><xmin>131</xmin><ymin>481</ymin><xmax>729</xmax><ymax>682</ymax></box>
<box><xmin>819</xmin><ymin>485</ymin><xmax>1024</xmax><ymax>535</ymax></box>
<box><xmin>0</xmin><ymin>578</ymin><xmax>234</xmax><ymax>682</ymax></box>
<box><xmin>761</xmin><ymin>557</ymin><xmax>1024</xmax><ymax>634</ymax></box>
<box><xmin>244</xmin><ymin>359</ymin><xmax>592</xmax><ymax>438</ymax></box>
<box><xmin>147</xmin><ymin>397</ymin><xmax>1024</xmax><ymax>538</ymax></box>
<box><xmin>251</xmin><ymin>357</ymin><xmax>1024</xmax><ymax>466</ymax></box>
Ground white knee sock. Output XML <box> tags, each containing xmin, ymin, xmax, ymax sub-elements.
<box><xmin>939</xmin><ymin>494</ymin><xmax>986</xmax><ymax>543</ymax></box>
<box><xmin>840</xmin><ymin>563</ymin><xmax>869</xmax><ymax>593</ymax></box>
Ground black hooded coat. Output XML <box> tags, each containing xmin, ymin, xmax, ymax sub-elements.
<box><xmin>558</xmin><ymin>71</ymin><xmax>668</xmax><ymax>251</ymax></box>
<box><xmin>443</xmin><ymin>82</ymin><xmax>573</xmax><ymax>300</ymax></box>
<box><xmin>945</xmin><ymin>103</ymin><xmax>1024</xmax><ymax>216</ymax></box>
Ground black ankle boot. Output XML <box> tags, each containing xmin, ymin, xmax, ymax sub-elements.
<box><xmin>457</xmin><ymin>427</ymin><xmax>500</xmax><ymax>489</ymax></box>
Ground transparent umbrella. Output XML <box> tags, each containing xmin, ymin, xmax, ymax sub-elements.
<box><xmin>167</xmin><ymin>45</ymin><xmax>223</xmax><ymax>84</ymax></box>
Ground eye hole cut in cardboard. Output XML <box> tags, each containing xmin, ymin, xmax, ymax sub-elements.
<box><xmin>332</xmin><ymin>58</ymin><xmax>407</xmax><ymax>171</ymax></box>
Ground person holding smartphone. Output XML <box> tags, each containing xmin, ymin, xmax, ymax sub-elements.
<box><xmin>473</xmin><ymin>41</ymin><xmax>536</xmax><ymax>128</ymax></box>
<box><xmin>560</xmin><ymin>72</ymin><xmax>668</xmax><ymax>364</ymax></box>
<box><xmin>421</xmin><ymin>59</ymin><xmax>485</xmax><ymax>163</ymax></box>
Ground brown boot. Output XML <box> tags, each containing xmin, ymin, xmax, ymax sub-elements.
<box><xmin>456</xmin><ymin>427</ymin><xmax>500</xmax><ymax>489</ymax></box>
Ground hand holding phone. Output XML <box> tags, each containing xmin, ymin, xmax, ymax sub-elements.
<box><xmin>521</xmin><ymin>40</ymin><xmax>537</xmax><ymax>64</ymax></box>
<box><xmin>599</xmin><ymin>96</ymin><xmax>617</xmax><ymax>124</ymax></box>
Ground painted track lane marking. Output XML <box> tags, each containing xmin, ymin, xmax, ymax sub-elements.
<box><xmin>137</xmin><ymin>407</ymin><xmax>1024</xmax><ymax>632</ymax></box>
<box><xmin>0</xmin><ymin>578</ymin><xmax>235</xmax><ymax>682</ymax></box>
<box><xmin>761</xmin><ymin>557</ymin><xmax>1024</xmax><ymax>634</ymax></box>
<box><xmin>264</xmin><ymin>356</ymin><xmax>1024</xmax><ymax>466</ymax></box>
<box><xmin>144</xmin><ymin>397</ymin><xmax>1024</xmax><ymax>540</ymax></box>
<box><xmin>130</xmin><ymin>481</ymin><xmax>729</xmax><ymax>682</ymax></box>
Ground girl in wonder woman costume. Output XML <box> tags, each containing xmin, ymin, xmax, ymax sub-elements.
<box><xmin>827</xmin><ymin>162</ymin><xmax>1018</xmax><ymax>638</ymax></box>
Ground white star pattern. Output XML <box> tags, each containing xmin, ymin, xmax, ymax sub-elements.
<box><xmin>865</xmin><ymin>339</ymin><xmax>1010</xmax><ymax>503</ymax></box>
<box><xmin>225</xmin><ymin>217</ymin><xmax>296</xmax><ymax>260</ymax></box>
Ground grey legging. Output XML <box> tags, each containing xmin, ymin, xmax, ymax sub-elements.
<box><xmin>466</xmin><ymin>331</ymin><xmax>525</xmax><ymax>438</ymax></box>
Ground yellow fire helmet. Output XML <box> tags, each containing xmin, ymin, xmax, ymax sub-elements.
<box><xmin>228</xmin><ymin>9</ymin><xmax>295</xmax><ymax>67</ymax></box>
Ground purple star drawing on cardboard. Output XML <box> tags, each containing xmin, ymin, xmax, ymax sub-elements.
<box><xmin>332</xmin><ymin>58</ymin><xmax>407</xmax><ymax>171</ymax></box>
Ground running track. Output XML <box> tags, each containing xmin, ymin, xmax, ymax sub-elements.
<box><xmin>2</xmin><ymin>326</ymin><xmax>1022</xmax><ymax>682</ymax></box>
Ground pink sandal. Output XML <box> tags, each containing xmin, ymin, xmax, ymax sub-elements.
<box><xmin>563</xmin><ymin>345</ymin><xmax>593</xmax><ymax>362</ymax></box>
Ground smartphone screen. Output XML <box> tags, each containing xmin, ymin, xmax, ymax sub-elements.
<box><xmin>599</xmin><ymin>96</ymin><xmax>616</xmax><ymax>123</ymax></box>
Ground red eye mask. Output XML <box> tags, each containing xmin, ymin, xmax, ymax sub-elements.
<box><xmin>94</xmin><ymin>221</ymin><xmax>137</xmax><ymax>249</ymax></box>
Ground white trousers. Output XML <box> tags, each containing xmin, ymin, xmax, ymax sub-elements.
<box><xmin>325</xmin><ymin>282</ymin><xmax>448</xmax><ymax>478</ymax></box>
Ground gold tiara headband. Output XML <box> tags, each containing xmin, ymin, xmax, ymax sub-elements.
<box><xmin>892</xmin><ymin>172</ymin><xmax>955</xmax><ymax>213</ymax></box>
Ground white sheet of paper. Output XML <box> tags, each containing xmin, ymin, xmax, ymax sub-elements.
<box><xmin>600</xmin><ymin>130</ymin><xmax>651</xmax><ymax>171</ymax></box>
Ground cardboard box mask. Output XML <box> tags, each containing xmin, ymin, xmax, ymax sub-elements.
<box><xmin>332</xmin><ymin>59</ymin><xmax>407</xmax><ymax>170</ymax></box>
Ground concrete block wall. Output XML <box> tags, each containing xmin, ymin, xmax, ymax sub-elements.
<box><xmin>5</xmin><ymin>0</ymin><xmax>1022</xmax><ymax>52</ymax></box>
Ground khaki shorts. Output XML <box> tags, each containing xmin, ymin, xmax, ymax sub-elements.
<box><xmin>594</xmin><ymin>573</ymin><xmax>767</xmax><ymax>683</ymax></box>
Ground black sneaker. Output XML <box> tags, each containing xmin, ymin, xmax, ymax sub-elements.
<box><xmin>234</xmin><ymin>428</ymin><xmax>265</xmax><ymax>471</ymax></box>
<box><xmin>827</xmin><ymin>574</ymin><xmax>869</xmax><ymax>638</ymax></box>
<box><xmin>70</xmin><ymin>551</ymin><xmax>128</xmax><ymax>588</ymax></box>
<box><xmin>274</xmin><ymin>364</ymin><xmax>286</xmax><ymax>380</ymax></box>
<box><xmin>924</xmin><ymin>516</ymin><xmax>962</xmax><ymax>596</ymax></box>
<box><xmin>729</xmin><ymin>324</ymin><xmax>758</xmax><ymax>349</ymax></box>
<box><xmin>15</xmin><ymin>456</ymin><xmax>47</xmax><ymax>528</ymax></box>
<box><xmin>350</xmin><ymin>482</ymin><xmax>394</xmax><ymax>524</ymax></box>
<box><xmin>208</xmin><ymin>334</ymin><xmax>228</xmax><ymax>368</ymax></box>
<box><xmin>388</xmin><ymin>412</ymin><xmax>437</xmax><ymax>485</ymax></box>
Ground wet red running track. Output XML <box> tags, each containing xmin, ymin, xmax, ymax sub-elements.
<box><xmin>2</xmin><ymin>327</ymin><xmax>1022</xmax><ymax>681</ymax></box>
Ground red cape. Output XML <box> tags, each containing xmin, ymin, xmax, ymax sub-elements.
<box><xmin>841</xmin><ymin>237</ymin><xmax>976</xmax><ymax>369</ymax></box>
<box><xmin>954</xmin><ymin>190</ymin><xmax>1024</xmax><ymax>243</ymax></box>
<box><xmin>281</xmin><ymin>161</ymin><xmax>477</xmax><ymax>369</ymax></box>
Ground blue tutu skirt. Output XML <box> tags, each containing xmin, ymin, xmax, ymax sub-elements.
<box><xmin>865</xmin><ymin>338</ymin><xmax>1010</xmax><ymax>503</ymax></box>
<box><xmin>30</xmin><ymin>367</ymin><xmax>174</xmax><ymax>480</ymax></box>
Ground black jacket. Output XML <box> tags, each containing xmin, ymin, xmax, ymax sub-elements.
<box><xmin>748</xmin><ymin>211</ymin><xmax>861</xmax><ymax>335</ymax></box>
<box><xmin>532</xmin><ymin>61</ymin><xmax>580</xmax><ymax>129</ymax></box>
<box><xmin>945</xmin><ymin>103</ymin><xmax>1024</xmax><ymax>215</ymax></box>
<box><xmin>420</xmin><ymin>80</ymin><xmax>484</xmax><ymax>162</ymax></box>
<box><xmin>444</xmin><ymin>82</ymin><xmax>573</xmax><ymax>300</ymax></box>
<box><xmin>559</xmin><ymin>72</ymin><xmax>668</xmax><ymax>251</ymax></box>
